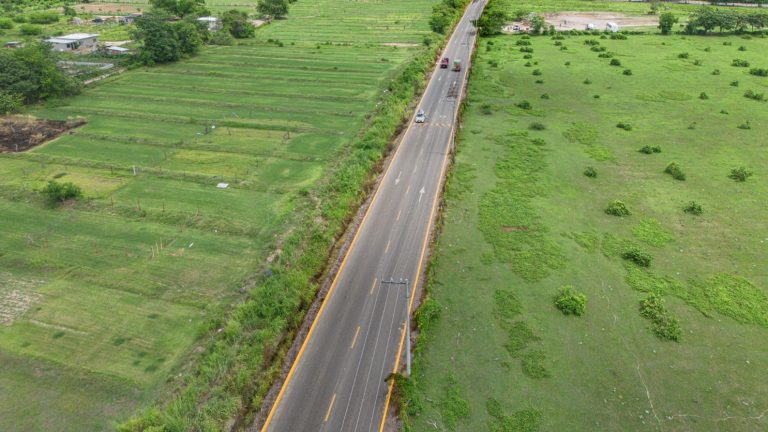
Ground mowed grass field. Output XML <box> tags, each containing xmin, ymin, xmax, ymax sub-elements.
<box><xmin>0</xmin><ymin>0</ymin><xmax>438</xmax><ymax>430</ymax></box>
<box><xmin>408</xmin><ymin>25</ymin><xmax>768</xmax><ymax>432</ymax></box>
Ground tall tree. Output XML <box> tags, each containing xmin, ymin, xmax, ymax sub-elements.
<box><xmin>132</xmin><ymin>12</ymin><xmax>182</xmax><ymax>64</ymax></box>
<box><xmin>222</xmin><ymin>9</ymin><xmax>256</xmax><ymax>38</ymax></box>
<box><xmin>257</xmin><ymin>0</ymin><xmax>289</xmax><ymax>19</ymax></box>
<box><xmin>658</xmin><ymin>12</ymin><xmax>678</xmax><ymax>35</ymax></box>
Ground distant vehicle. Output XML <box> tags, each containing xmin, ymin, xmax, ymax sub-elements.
<box><xmin>452</xmin><ymin>59</ymin><xmax>461</xmax><ymax>72</ymax></box>
<box><xmin>415</xmin><ymin>109</ymin><xmax>426</xmax><ymax>123</ymax></box>
<box><xmin>440</xmin><ymin>57</ymin><xmax>450</xmax><ymax>68</ymax></box>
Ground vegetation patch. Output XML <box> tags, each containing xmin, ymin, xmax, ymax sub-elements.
<box><xmin>631</xmin><ymin>218</ymin><xmax>674</xmax><ymax>247</ymax></box>
<box><xmin>554</xmin><ymin>285</ymin><xmax>586</xmax><ymax>316</ymax></box>
<box><xmin>639</xmin><ymin>293</ymin><xmax>681</xmax><ymax>341</ymax></box>
<box><xmin>622</xmin><ymin>247</ymin><xmax>653</xmax><ymax>267</ymax></box>
<box><xmin>438</xmin><ymin>374</ymin><xmax>472</xmax><ymax>429</ymax></box>
<box><xmin>605</xmin><ymin>200</ymin><xmax>631</xmax><ymax>217</ymax></box>
<box><xmin>486</xmin><ymin>398</ymin><xmax>542</xmax><ymax>432</ymax></box>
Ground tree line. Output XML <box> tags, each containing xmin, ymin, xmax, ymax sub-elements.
<box><xmin>685</xmin><ymin>7</ymin><xmax>768</xmax><ymax>33</ymax></box>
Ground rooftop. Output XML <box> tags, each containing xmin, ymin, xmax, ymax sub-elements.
<box><xmin>197</xmin><ymin>16</ymin><xmax>219</xmax><ymax>22</ymax></box>
<box><xmin>48</xmin><ymin>33</ymin><xmax>100</xmax><ymax>42</ymax></box>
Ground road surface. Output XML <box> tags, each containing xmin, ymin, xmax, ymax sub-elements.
<box><xmin>260</xmin><ymin>2</ymin><xmax>486</xmax><ymax>431</ymax></box>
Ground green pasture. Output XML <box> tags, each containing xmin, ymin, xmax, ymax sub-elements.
<box><xmin>408</xmin><ymin>28</ymin><xmax>768</xmax><ymax>432</ymax></box>
<box><xmin>0</xmin><ymin>0</ymin><xmax>438</xmax><ymax>429</ymax></box>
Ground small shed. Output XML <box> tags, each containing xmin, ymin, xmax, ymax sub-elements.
<box><xmin>106</xmin><ymin>46</ymin><xmax>130</xmax><ymax>55</ymax></box>
<box><xmin>45</xmin><ymin>33</ymin><xmax>100</xmax><ymax>53</ymax></box>
<box><xmin>197</xmin><ymin>16</ymin><xmax>222</xmax><ymax>31</ymax></box>
<box><xmin>606</xmin><ymin>22</ymin><xmax>620</xmax><ymax>33</ymax></box>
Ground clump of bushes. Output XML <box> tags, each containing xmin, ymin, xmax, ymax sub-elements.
<box><xmin>639</xmin><ymin>293</ymin><xmax>681</xmax><ymax>342</ymax></box>
<box><xmin>598</xmin><ymin>52</ymin><xmax>614</xmax><ymax>58</ymax></box>
<box><xmin>516</xmin><ymin>39</ymin><xmax>532</xmax><ymax>46</ymax></box>
<box><xmin>623</xmin><ymin>69</ymin><xmax>633</xmax><ymax>76</ymax></box>
<box><xmin>480</xmin><ymin>103</ymin><xmax>492</xmax><ymax>115</ymax></box>
<box><xmin>711</xmin><ymin>69</ymin><xmax>720</xmax><ymax>75</ymax></box>
<box><xmin>520</xmin><ymin>46</ymin><xmax>534</xmax><ymax>53</ymax></box>
<box><xmin>605</xmin><ymin>200</ymin><xmax>631</xmax><ymax>217</ymax></box>
<box><xmin>677</xmin><ymin>52</ymin><xmax>689</xmax><ymax>59</ymax></box>
<box><xmin>532</xmin><ymin>69</ymin><xmax>542</xmax><ymax>76</ymax></box>
<box><xmin>693</xmin><ymin>59</ymin><xmax>703</xmax><ymax>66</ymax></box>
<box><xmin>517</xmin><ymin>100</ymin><xmax>532</xmax><ymax>110</ymax></box>
<box><xmin>41</xmin><ymin>180</ymin><xmax>82</xmax><ymax>204</ymax></box>
<box><xmin>732</xmin><ymin>59</ymin><xmax>750</xmax><ymax>67</ymax></box>
<box><xmin>19</xmin><ymin>23</ymin><xmax>42</xmax><ymax>35</ymax></box>
<box><xmin>610</xmin><ymin>58</ymin><xmax>622</xmax><ymax>67</ymax></box>
<box><xmin>554</xmin><ymin>286</ymin><xmax>587</xmax><ymax>316</ymax></box>
<box><xmin>699</xmin><ymin>92</ymin><xmax>709</xmax><ymax>100</ymax></box>
<box><xmin>729</xmin><ymin>167</ymin><xmax>753</xmax><ymax>182</ymax></box>
<box><xmin>529</xmin><ymin>122</ymin><xmax>546</xmax><ymax>131</ymax></box>
<box><xmin>622</xmin><ymin>247</ymin><xmax>652</xmax><ymax>267</ymax></box>
<box><xmin>639</xmin><ymin>145</ymin><xmax>661</xmax><ymax>154</ymax></box>
<box><xmin>616</xmin><ymin>121</ymin><xmax>632</xmax><ymax>131</ymax></box>
<box><xmin>540</xmin><ymin>93</ymin><xmax>550</xmax><ymax>99</ymax></box>
<box><xmin>664</xmin><ymin>162</ymin><xmax>686</xmax><ymax>181</ymax></box>
<box><xmin>535</xmin><ymin>79</ymin><xmax>544</xmax><ymax>84</ymax></box>
<box><xmin>730</xmin><ymin>80</ymin><xmax>739</xmax><ymax>87</ymax></box>
<box><xmin>737</xmin><ymin>120</ymin><xmax>752</xmax><ymax>130</ymax></box>
<box><xmin>683</xmin><ymin>201</ymin><xmax>703</xmax><ymax>215</ymax></box>
<box><xmin>583</xmin><ymin>78</ymin><xmax>592</xmax><ymax>84</ymax></box>
<box><xmin>28</xmin><ymin>11</ymin><xmax>60</xmax><ymax>24</ymax></box>
<box><xmin>583</xmin><ymin>166</ymin><xmax>597</xmax><ymax>178</ymax></box>
<box><xmin>750</xmin><ymin>68</ymin><xmax>768</xmax><ymax>77</ymax></box>
<box><xmin>584</xmin><ymin>39</ymin><xmax>600</xmax><ymax>46</ymax></box>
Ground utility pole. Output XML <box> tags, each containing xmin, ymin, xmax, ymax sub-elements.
<box><xmin>382</xmin><ymin>278</ymin><xmax>411</xmax><ymax>376</ymax></box>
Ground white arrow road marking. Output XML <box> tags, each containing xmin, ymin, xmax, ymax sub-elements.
<box><xmin>395</xmin><ymin>171</ymin><xmax>401</xmax><ymax>185</ymax></box>
<box><xmin>418</xmin><ymin>187</ymin><xmax>425</xmax><ymax>203</ymax></box>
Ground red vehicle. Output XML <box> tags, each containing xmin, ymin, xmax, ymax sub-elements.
<box><xmin>440</xmin><ymin>57</ymin><xmax>450</xmax><ymax>68</ymax></box>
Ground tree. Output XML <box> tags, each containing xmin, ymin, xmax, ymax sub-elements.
<box><xmin>174</xmin><ymin>20</ymin><xmax>205</xmax><ymax>55</ymax></box>
<box><xmin>658</xmin><ymin>12</ymin><xmax>678</xmax><ymax>34</ymax></box>
<box><xmin>133</xmin><ymin>12</ymin><xmax>182</xmax><ymax>64</ymax></box>
<box><xmin>530</xmin><ymin>14</ymin><xmax>546</xmax><ymax>35</ymax></box>
<box><xmin>41</xmin><ymin>180</ymin><xmax>82</xmax><ymax>204</ymax></box>
<box><xmin>0</xmin><ymin>43</ymin><xmax>80</xmax><ymax>104</ymax></box>
<box><xmin>257</xmin><ymin>0</ymin><xmax>289</xmax><ymax>19</ymax></box>
<box><xmin>221</xmin><ymin>9</ymin><xmax>256</xmax><ymax>38</ymax></box>
<box><xmin>477</xmin><ymin>6</ymin><xmax>507</xmax><ymax>36</ymax></box>
<box><xmin>150</xmin><ymin>0</ymin><xmax>208</xmax><ymax>17</ymax></box>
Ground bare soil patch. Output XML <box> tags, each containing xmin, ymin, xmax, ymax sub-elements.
<box><xmin>0</xmin><ymin>116</ymin><xmax>86</xmax><ymax>153</ymax></box>
<box><xmin>73</xmin><ymin>3</ymin><xmax>143</xmax><ymax>14</ymax></box>
<box><xmin>504</xmin><ymin>11</ymin><xmax>658</xmax><ymax>33</ymax></box>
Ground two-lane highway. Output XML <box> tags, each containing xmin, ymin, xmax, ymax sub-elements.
<box><xmin>259</xmin><ymin>2</ymin><xmax>486</xmax><ymax>431</ymax></box>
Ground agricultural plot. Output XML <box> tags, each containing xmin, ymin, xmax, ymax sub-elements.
<box><xmin>0</xmin><ymin>0</ymin><xmax>437</xmax><ymax>429</ymax></box>
<box><xmin>407</xmin><ymin>26</ymin><xmax>768</xmax><ymax>432</ymax></box>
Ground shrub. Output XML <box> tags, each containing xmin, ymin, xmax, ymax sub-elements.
<box><xmin>683</xmin><ymin>201</ymin><xmax>703</xmax><ymax>215</ymax></box>
<box><xmin>523</xmin><ymin>53</ymin><xmax>533</xmax><ymax>59</ymax></box>
<box><xmin>535</xmin><ymin>79</ymin><xmax>544</xmax><ymax>84</ymax></box>
<box><xmin>693</xmin><ymin>59</ymin><xmax>703</xmax><ymax>66</ymax></box>
<box><xmin>554</xmin><ymin>41</ymin><xmax>562</xmax><ymax>46</ymax></box>
<box><xmin>730</xmin><ymin>80</ymin><xmax>739</xmax><ymax>87</ymax></box>
<box><xmin>540</xmin><ymin>93</ymin><xmax>550</xmax><ymax>99</ymax></box>
<box><xmin>732</xmin><ymin>59</ymin><xmax>750</xmax><ymax>67</ymax></box>
<box><xmin>639</xmin><ymin>293</ymin><xmax>681</xmax><ymax>342</ymax></box>
<box><xmin>616</xmin><ymin>121</ymin><xmax>632</xmax><ymax>131</ymax></box>
<box><xmin>699</xmin><ymin>92</ymin><xmax>709</xmax><ymax>100</ymax></box>
<box><xmin>591</xmin><ymin>45</ymin><xmax>607</xmax><ymax>52</ymax></box>
<box><xmin>584</xmin><ymin>39</ymin><xmax>600</xmax><ymax>46</ymax></box>
<box><xmin>610</xmin><ymin>33</ymin><xmax>627</xmax><ymax>40</ymax></box>
<box><xmin>623</xmin><ymin>69</ymin><xmax>633</xmax><ymax>75</ymax></box>
<box><xmin>737</xmin><ymin>120</ymin><xmax>752</xmax><ymax>130</ymax></box>
<box><xmin>19</xmin><ymin>24</ymin><xmax>42</xmax><ymax>35</ymax></box>
<box><xmin>639</xmin><ymin>145</ymin><xmax>661</xmax><ymax>154</ymax></box>
<box><xmin>520</xmin><ymin>46</ymin><xmax>534</xmax><ymax>53</ymax></box>
<box><xmin>622</xmin><ymin>247</ymin><xmax>652</xmax><ymax>267</ymax></box>
<box><xmin>524</xmin><ymin>61</ymin><xmax>532</xmax><ymax>67</ymax></box>
<box><xmin>583</xmin><ymin>78</ymin><xmax>592</xmax><ymax>84</ymax></box>
<box><xmin>583</xmin><ymin>166</ymin><xmax>597</xmax><ymax>178</ymax></box>
<box><xmin>711</xmin><ymin>69</ymin><xmax>720</xmax><ymax>75</ymax></box>
<box><xmin>480</xmin><ymin>103</ymin><xmax>492</xmax><ymax>115</ymax></box>
<box><xmin>208</xmin><ymin>31</ymin><xmax>234</xmax><ymax>45</ymax></box>
<box><xmin>743</xmin><ymin>90</ymin><xmax>765</xmax><ymax>101</ymax></box>
<box><xmin>610</xmin><ymin>58</ymin><xmax>622</xmax><ymax>66</ymax></box>
<box><xmin>738</xmin><ymin>45</ymin><xmax>747</xmax><ymax>51</ymax></box>
<box><xmin>28</xmin><ymin>11</ymin><xmax>59</xmax><ymax>24</ymax></box>
<box><xmin>723</xmin><ymin>41</ymin><xmax>732</xmax><ymax>46</ymax></box>
<box><xmin>729</xmin><ymin>167</ymin><xmax>753</xmax><ymax>182</ymax></box>
<box><xmin>0</xmin><ymin>18</ymin><xmax>13</xmax><ymax>29</ymax></box>
<box><xmin>664</xmin><ymin>162</ymin><xmax>686</xmax><ymax>181</ymax></box>
<box><xmin>41</xmin><ymin>180</ymin><xmax>82</xmax><ymax>204</ymax></box>
<box><xmin>516</xmin><ymin>100</ymin><xmax>532</xmax><ymax>110</ymax></box>
<box><xmin>529</xmin><ymin>122</ymin><xmax>546</xmax><ymax>131</ymax></box>
<box><xmin>554</xmin><ymin>286</ymin><xmax>587</xmax><ymax>316</ymax></box>
<box><xmin>598</xmin><ymin>52</ymin><xmax>614</xmax><ymax>58</ymax></box>
<box><xmin>565</xmin><ymin>61</ymin><xmax>571</xmax><ymax>66</ymax></box>
<box><xmin>605</xmin><ymin>200</ymin><xmax>631</xmax><ymax>217</ymax></box>
<box><xmin>677</xmin><ymin>52</ymin><xmax>689</xmax><ymax>59</ymax></box>
<box><xmin>487</xmin><ymin>59</ymin><xmax>498</xmax><ymax>67</ymax></box>
<box><xmin>516</xmin><ymin>39</ymin><xmax>532</xmax><ymax>46</ymax></box>
<box><xmin>532</xmin><ymin>69</ymin><xmax>542</xmax><ymax>76</ymax></box>
<box><xmin>749</xmin><ymin>68</ymin><xmax>768</xmax><ymax>77</ymax></box>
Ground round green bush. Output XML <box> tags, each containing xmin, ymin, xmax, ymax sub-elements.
<box><xmin>554</xmin><ymin>286</ymin><xmax>587</xmax><ymax>316</ymax></box>
<box><xmin>605</xmin><ymin>200</ymin><xmax>631</xmax><ymax>217</ymax></box>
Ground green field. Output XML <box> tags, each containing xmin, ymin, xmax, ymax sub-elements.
<box><xmin>407</xmin><ymin>15</ymin><xmax>768</xmax><ymax>432</ymax></box>
<box><xmin>0</xmin><ymin>0</ymin><xmax>438</xmax><ymax>430</ymax></box>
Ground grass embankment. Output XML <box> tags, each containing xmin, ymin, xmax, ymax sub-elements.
<box><xmin>402</xmin><ymin>17</ymin><xmax>768</xmax><ymax>432</ymax></box>
<box><xmin>0</xmin><ymin>0</ymin><xmax>441</xmax><ymax>430</ymax></box>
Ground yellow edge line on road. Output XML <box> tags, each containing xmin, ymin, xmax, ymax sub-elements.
<box><xmin>378</xmin><ymin>4</ymin><xmax>478</xmax><ymax>430</ymax></box>
<box><xmin>324</xmin><ymin>393</ymin><xmax>336</xmax><ymax>422</ymax></box>
<box><xmin>260</xmin><ymin>36</ymin><xmax>447</xmax><ymax>431</ymax></box>
<box><xmin>350</xmin><ymin>326</ymin><xmax>361</xmax><ymax>350</ymax></box>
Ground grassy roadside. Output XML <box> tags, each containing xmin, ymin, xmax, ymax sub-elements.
<box><xmin>400</xmin><ymin>5</ymin><xmax>768</xmax><ymax>432</ymax></box>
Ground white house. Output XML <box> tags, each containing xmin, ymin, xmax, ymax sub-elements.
<box><xmin>606</xmin><ymin>22</ymin><xmax>620</xmax><ymax>33</ymax></box>
<box><xmin>197</xmin><ymin>16</ymin><xmax>222</xmax><ymax>31</ymax></box>
<box><xmin>46</xmin><ymin>33</ymin><xmax>99</xmax><ymax>53</ymax></box>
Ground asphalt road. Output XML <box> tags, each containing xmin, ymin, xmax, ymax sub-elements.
<box><xmin>260</xmin><ymin>2</ymin><xmax>486</xmax><ymax>431</ymax></box>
